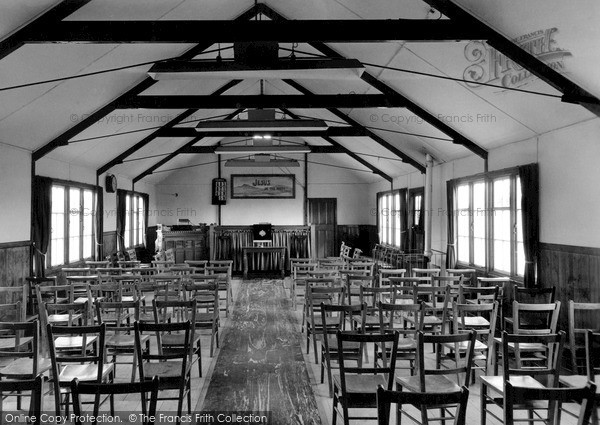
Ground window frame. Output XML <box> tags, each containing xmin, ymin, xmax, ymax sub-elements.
<box><xmin>376</xmin><ymin>189</ymin><xmax>406</xmax><ymax>248</ymax></box>
<box><xmin>453</xmin><ymin>167</ymin><xmax>524</xmax><ymax>279</ymax></box>
<box><xmin>121</xmin><ymin>190</ymin><xmax>147</xmax><ymax>249</ymax></box>
<box><xmin>48</xmin><ymin>179</ymin><xmax>98</xmax><ymax>268</ymax></box>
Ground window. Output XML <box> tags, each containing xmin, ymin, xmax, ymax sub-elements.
<box><xmin>49</xmin><ymin>182</ymin><xmax>96</xmax><ymax>267</ymax></box>
<box><xmin>124</xmin><ymin>192</ymin><xmax>146</xmax><ymax>248</ymax></box>
<box><xmin>454</xmin><ymin>170</ymin><xmax>524</xmax><ymax>278</ymax></box>
<box><xmin>377</xmin><ymin>190</ymin><xmax>404</xmax><ymax>247</ymax></box>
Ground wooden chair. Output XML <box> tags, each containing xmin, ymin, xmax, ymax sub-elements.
<box><xmin>396</xmin><ymin>330</ymin><xmax>476</xmax><ymax>425</ymax></box>
<box><xmin>504</xmin><ymin>382</ymin><xmax>596</xmax><ymax>425</ymax></box>
<box><xmin>95</xmin><ymin>299</ymin><xmax>148</xmax><ymax>382</ymax></box>
<box><xmin>320</xmin><ymin>303</ymin><xmax>367</xmax><ymax>398</ymax></box>
<box><xmin>376</xmin><ymin>385</ymin><xmax>469</xmax><ymax>425</ymax></box>
<box><xmin>412</xmin><ymin>268</ymin><xmax>441</xmax><ymax>278</ymax></box>
<box><xmin>185</xmin><ymin>282</ymin><xmax>220</xmax><ymax>372</ymax></box>
<box><xmin>62</xmin><ymin>267</ymin><xmax>91</xmax><ymax>277</ymax></box>
<box><xmin>134</xmin><ymin>320</ymin><xmax>195</xmax><ymax>422</ymax></box>
<box><xmin>291</xmin><ymin>260</ymin><xmax>317</xmax><ymax>310</ymax></box>
<box><xmin>0</xmin><ymin>321</ymin><xmax>51</xmax><ymax>410</ymax></box>
<box><xmin>560</xmin><ymin>330</ymin><xmax>600</xmax><ymax>425</ymax></box>
<box><xmin>305</xmin><ymin>285</ymin><xmax>345</xmax><ymax>364</ymax></box>
<box><xmin>47</xmin><ymin>323</ymin><xmax>114</xmax><ymax>416</ymax></box>
<box><xmin>71</xmin><ymin>376</ymin><xmax>159</xmax><ymax>425</ymax></box>
<box><xmin>117</xmin><ymin>260</ymin><xmax>141</xmax><ymax>269</ymax></box>
<box><xmin>345</xmin><ymin>274</ymin><xmax>376</xmax><ymax>306</ymax></box>
<box><xmin>480</xmin><ymin>331</ymin><xmax>565</xmax><ymax>425</ymax></box>
<box><xmin>447</xmin><ymin>268</ymin><xmax>476</xmax><ymax>287</ymax></box>
<box><xmin>332</xmin><ymin>330</ymin><xmax>399</xmax><ymax>425</ymax></box>
<box><xmin>450</xmin><ymin>301</ymin><xmax>498</xmax><ymax>383</ymax></box>
<box><xmin>377</xmin><ymin>301</ymin><xmax>423</xmax><ymax>375</ymax></box>
<box><xmin>378</xmin><ymin>269</ymin><xmax>407</xmax><ymax>289</ymax></box>
<box><xmin>184</xmin><ymin>260</ymin><xmax>208</xmax><ymax>274</ymax></box>
<box><xmin>206</xmin><ymin>264</ymin><xmax>232</xmax><ymax>317</ymax></box>
<box><xmin>0</xmin><ymin>375</ymin><xmax>44</xmax><ymax>425</ymax></box>
<box><xmin>565</xmin><ymin>301</ymin><xmax>600</xmax><ymax>374</ymax></box>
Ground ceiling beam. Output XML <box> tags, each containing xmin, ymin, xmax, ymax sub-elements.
<box><xmin>32</xmin><ymin>4</ymin><xmax>262</xmax><ymax>162</ymax></box>
<box><xmin>132</xmin><ymin>110</ymin><xmax>243</xmax><ymax>184</ymax></box>
<box><xmin>160</xmin><ymin>127</ymin><xmax>368</xmax><ymax>138</ymax></box>
<box><xmin>118</xmin><ymin>94</ymin><xmax>405</xmax><ymax>110</ymax></box>
<box><xmin>0</xmin><ymin>0</ymin><xmax>92</xmax><ymax>62</ymax></box>
<box><xmin>421</xmin><ymin>0</ymin><xmax>600</xmax><ymax>116</ymax></box>
<box><xmin>282</xmin><ymin>109</ymin><xmax>393</xmax><ymax>182</ymax></box>
<box><xmin>25</xmin><ymin>20</ymin><xmax>485</xmax><ymax>44</ymax></box>
<box><xmin>97</xmin><ymin>80</ymin><xmax>242</xmax><ymax>176</ymax></box>
<box><xmin>180</xmin><ymin>146</ymin><xmax>346</xmax><ymax>154</ymax></box>
<box><xmin>283</xmin><ymin>80</ymin><xmax>425</xmax><ymax>173</ymax></box>
<box><xmin>258</xmin><ymin>4</ymin><xmax>488</xmax><ymax>161</ymax></box>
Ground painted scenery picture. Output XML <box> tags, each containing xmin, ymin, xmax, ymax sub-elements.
<box><xmin>231</xmin><ymin>174</ymin><xmax>295</xmax><ymax>199</ymax></box>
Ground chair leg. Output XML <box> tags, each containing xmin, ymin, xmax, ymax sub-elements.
<box><xmin>480</xmin><ymin>382</ymin><xmax>487</xmax><ymax>425</ymax></box>
<box><xmin>332</xmin><ymin>393</ymin><xmax>338</xmax><ymax>425</ymax></box>
<box><xmin>312</xmin><ymin>332</ymin><xmax>319</xmax><ymax>364</ymax></box>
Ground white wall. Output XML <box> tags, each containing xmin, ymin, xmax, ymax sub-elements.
<box><xmin>0</xmin><ymin>144</ymin><xmax>31</xmax><ymax>242</ymax></box>
<box><xmin>155</xmin><ymin>154</ymin><xmax>376</xmax><ymax>226</ymax></box>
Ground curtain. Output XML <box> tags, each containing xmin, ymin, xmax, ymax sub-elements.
<box><xmin>445</xmin><ymin>180</ymin><xmax>456</xmax><ymax>269</ymax></box>
<box><xmin>32</xmin><ymin>176</ymin><xmax>52</xmax><ymax>277</ymax></box>
<box><xmin>141</xmin><ymin>193</ymin><xmax>149</xmax><ymax>247</ymax></box>
<box><xmin>116</xmin><ymin>189</ymin><xmax>127</xmax><ymax>252</ymax></box>
<box><xmin>95</xmin><ymin>186</ymin><xmax>103</xmax><ymax>260</ymax></box>
<box><xmin>519</xmin><ymin>163</ymin><xmax>540</xmax><ymax>287</ymax></box>
<box><xmin>399</xmin><ymin>189</ymin><xmax>409</xmax><ymax>252</ymax></box>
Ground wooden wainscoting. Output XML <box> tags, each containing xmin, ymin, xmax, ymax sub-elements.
<box><xmin>337</xmin><ymin>225</ymin><xmax>378</xmax><ymax>257</ymax></box>
<box><xmin>0</xmin><ymin>240</ymin><xmax>30</xmax><ymax>294</ymax></box>
<box><xmin>539</xmin><ymin>242</ymin><xmax>600</xmax><ymax>331</ymax></box>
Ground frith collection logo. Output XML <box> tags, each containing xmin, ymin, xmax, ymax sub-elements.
<box><xmin>463</xmin><ymin>28</ymin><xmax>572</xmax><ymax>89</ymax></box>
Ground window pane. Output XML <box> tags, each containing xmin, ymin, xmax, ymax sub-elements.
<box><xmin>457</xmin><ymin>185</ymin><xmax>469</xmax><ymax>209</ymax></box>
<box><xmin>493</xmin><ymin>178</ymin><xmax>510</xmax><ymax>208</ymax></box>
<box><xmin>50</xmin><ymin>186</ymin><xmax>66</xmax><ymax>266</ymax></box>
<box><xmin>125</xmin><ymin>195</ymin><xmax>131</xmax><ymax>248</ymax></box>
<box><xmin>69</xmin><ymin>188</ymin><xmax>81</xmax><ymax>263</ymax></box>
<box><xmin>394</xmin><ymin>193</ymin><xmax>401</xmax><ymax>246</ymax></box>
<box><xmin>516</xmin><ymin>179</ymin><xmax>524</xmax><ymax>276</ymax></box>
<box><xmin>473</xmin><ymin>182</ymin><xmax>485</xmax><ymax>210</ymax></box>
<box><xmin>138</xmin><ymin>196</ymin><xmax>145</xmax><ymax>247</ymax></box>
<box><xmin>457</xmin><ymin>212</ymin><xmax>470</xmax><ymax>263</ymax></box>
<box><xmin>474</xmin><ymin>237</ymin><xmax>486</xmax><ymax>267</ymax></box>
<box><xmin>457</xmin><ymin>236</ymin><xmax>470</xmax><ymax>263</ymax></box>
<box><xmin>493</xmin><ymin>209</ymin><xmax>511</xmax><ymax>272</ymax></box>
<box><xmin>82</xmin><ymin>190</ymin><xmax>93</xmax><ymax>259</ymax></box>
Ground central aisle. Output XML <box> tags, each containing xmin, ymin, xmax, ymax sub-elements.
<box><xmin>201</xmin><ymin>279</ymin><xmax>322</xmax><ymax>425</ymax></box>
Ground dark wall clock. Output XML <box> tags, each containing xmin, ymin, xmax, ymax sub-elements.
<box><xmin>105</xmin><ymin>174</ymin><xmax>117</xmax><ymax>193</ymax></box>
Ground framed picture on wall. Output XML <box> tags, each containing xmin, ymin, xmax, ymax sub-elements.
<box><xmin>231</xmin><ymin>174</ymin><xmax>295</xmax><ymax>199</ymax></box>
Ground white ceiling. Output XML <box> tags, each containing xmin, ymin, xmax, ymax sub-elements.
<box><xmin>0</xmin><ymin>0</ymin><xmax>598</xmax><ymax>183</ymax></box>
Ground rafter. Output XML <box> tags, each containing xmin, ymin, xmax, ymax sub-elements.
<box><xmin>258</xmin><ymin>4</ymin><xmax>488</xmax><ymax>161</ymax></box>
<box><xmin>0</xmin><ymin>0</ymin><xmax>92</xmax><ymax>61</ymax></box>
<box><xmin>97</xmin><ymin>80</ymin><xmax>242</xmax><ymax>176</ymax></box>
<box><xmin>283</xmin><ymin>80</ymin><xmax>425</xmax><ymax>173</ymax></box>
<box><xmin>281</xmin><ymin>109</ymin><xmax>393</xmax><ymax>182</ymax></box>
<box><xmin>25</xmin><ymin>20</ymin><xmax>485</xmax><ymax>44</ymax></box>
<box><xmin>32</xmin><ymin>4</ymin><xmax>261</xmax><ymax>162</ymax></box>
<box><xmin>132</xmin><ymin>110</ymin><xmax>244</xmax><ymax>184</ymax></box>
<box><xmin>180</xmin><ymin>146</ymin><xmax>346</xmax><ymax>154</ymax></box>
<box><xmin>118</xmin><ymin>94</ymin><xmax>405</xmax><ymax>110</ymax></box>
<box><xmin>421</xmin><ymin>0</ymin><xmax>600</xmax><ymax>116</ymax></box>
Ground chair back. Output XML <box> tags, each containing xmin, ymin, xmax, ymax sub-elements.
<box><xmin>376</xmin><ymin>385</ymin><xmax>469</xmax><ymax>425</ymax></box>
<box><xmin>184</xmin><ymin>260</ymin><xmax>208</xmax><ymax>274</ymax></box>
<box><xmin>512</xmin><ymin>301</ymin><xmax>561</xmax><ymax>334</ymax></box>
<box><xmin>504</xmin><ymin>381</ymin><xmax>595</xmax><ymax>425</ymax></box>
<box><xmin>568</xmin><ymin>301</ymin><xmax>600</xmax><ymax>374</ymax></box>
<box><xmin>416</xmin><ymin>330</ymin><xmax>476</xmax><ymax>390</ymax></box>
<box><xmin>71</xmin><ymin>376</ymin><xmax>160</xmax><ymax>425</ymax></box>
<box><xmin>378</xmin><ymin>301</ymin><xmax>423</xmax><ymax>337</ymax></box>
<box><xmin>501</xmin><ymin>331</ymin><xmax>565</xmax><ymax>384</ymax></box>
<box><xmin>432</xmin><ymin>275</ymin><xmax>463</xmax><ymax>287</ymax></box>
<box><xmin>453</xmin><ymin>302</ymin><xmax>498</xmax><ymax>347</ymax></box>
<box><xmin>412</xmin><ymin>268</ymin><xmax>440</xmax><ymax>277</ymax></box>
<box><xmin>0</xmin><ymin>320</ymin><xmax>40</xmax><ymax>373</ymax></box>
<box><xmin>96</xmin><ymin>300</ymin><xmax>139</xmax><ymax>334</ymax></box>
<box><xmin>458</xmin><ymin>284</ymin><xmax>499</xmax><ymax>304</ymax></box>
<box><xmin>378</xmin><ymin>269</ymin><xmax>407</xmax><ymax>288</ymax></box>
<box><xmin>514</xmin><ymin>285</ymin><xmax>556</xmax><ymax>304</ymax></box>
<box><xmin>0</xmin><ymin>375</ymin><xmax>44</xmax><ymax>425</ymax></box>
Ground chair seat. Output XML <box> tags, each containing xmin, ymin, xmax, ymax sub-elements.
<box><xmin>462</xmin><ymin>316</ymin><xmax>490</xmax><ymax>327</ymax></box>
<box><xmin>143</xmin><ymin>361</ymin><xmax>185</xmax><ymax>379</ymax></box>
<box><xmin>48</xmin><ymin>313</ymin><xmax>83</xmax><ymax>324</ymax></box>
<box><xmin>55</xmin><ymin>335</ymin><xmax>98</xmax><ymax>349</ymax></box>
<box><xmin>422</xmin><ymin>316</ymin><xmax>444</xmax><ymax>325</ymax></box>
<box><xmin>0</xmin><ymin>337</ymin><xmax>33</xmax><ymax>350</ymax></box>
<box><xmin>322</xmin><ymin>335</ymin><xmax>363</xmax><ymax>352</ymax></box>
<box><xmin>58</xmin><ymin>363</ymin><xmax>114</xmax><ymax>383</ymax></box>
<box><xmin>333</xmin><ymin>373</ymin><xmax>387</xmax><ymax>393</ymax></box>
<box><xmin>161</xmin><ymin>333</ymin><xmax>201</xmax><ymax>346</ymax></box>
<box><xmin>0</xmin><ymin>357</ymin><xmax>52</xmax><ymax>378</ymax></box>
<box><xmin>106</xmin><ymin>333</ymin><xmax>149</xmax><ymax>348</ymax></box>
<box><xmin>479</xmin><ymin>375</ymin><xmax>546</xmax><ymax>394</ymax></box>
<box><xmin>195</xmin><ymin>313</ymin><xmax>218</xmax><ymax>322</ymax></box>
<box><xmin>560</xmin><ymin>374</ymin><xmax>600</xmax><ymax>394</ymax></box>
<box><xmin>442</xmin><ymin>340</ymin><xmax>488</xmax><ymax>353</ymax></box>
<box><xmin>397</xmin><ymin>374</ymin><xmax>461</xmax><ymax>393</ymax></box>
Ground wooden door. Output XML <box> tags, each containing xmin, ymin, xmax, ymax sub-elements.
<box><xmin>308</xmin><ymin>198</ymin><xmax>337</xmax><ymax>259</ymax></box>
